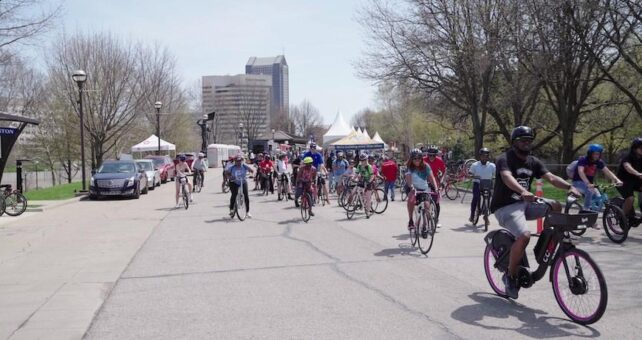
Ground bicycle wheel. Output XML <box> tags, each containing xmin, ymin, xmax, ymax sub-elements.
<box><xmin>3</xmin><ymin>192</ymin><xmax>27</xmax><ymax>216</ymax></box>
<box><xmin>374</xmin><ymin>188</ymin><xmax>388</xmax><ymax>214</ymax></box>
<box><xmin>483</xmin><ymin>244</ymin><xmax>508</xmax><ymax>298</ymax></box>
<box><xmin>301</xmin><ymin>193</ymin><xmax>311</xmax><ymax>222</ymax></box>
<box><xmin>482</xmin><ymin>200</ymin><xmax>490</xmax><ymax>232</ymax></box>
<box><xmin>564</xmin><ymin>200</ymin><xmax>588</xmax><ymax>236</ymax></box>
<box><xmin>418</xmin><ymin>203</ymin><xmax>436</xmax><ymax>255</ymax></box>
<box><xmin>195</xmin><ymin>175</ymin><xmax>202</xmax><ymax>193</ymax></box>
<box><xmin>182</xmin><ymin>188</ymin><xmax>189</xmax><ymax>210</ymax></box>
<box><xmin>410</xmin><ymin>206</ymin><xmax>420</xmax><ymax>247</ymax></box>
<box><xmin>445</xmin><ymin>181</ymin><xmax>459</xmax><ymax>200</ymax></box>
<box><xmin>551</xmin><ymin>248</ymin><xmax>608</xmax><ymax>325</ymax></box>
<box><xmin>0</xmin><ymin>196</ymin><xmax>6</xmax><ymax>216</ymax></box>
<box><xmin>603</xmin><ymin>204</ymin><xmax>628</xmax><ymax>244</ymax></box>
<box><xmin>401</xmin><ymin>187</ymin><xmax>407</xmax><ymax>201</ymax></box>
<box><xmin>236</xmin><ymin>192</ymin><xmax>247</xmax><ymax>221</ymax></box>
<box><xmin>346</xmin><ymin>196</ymin><xmax>357</xmax><ymax>220</ymax></box>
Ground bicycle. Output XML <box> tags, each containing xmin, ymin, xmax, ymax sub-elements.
<box><xmin>316</xmin><ymin>174</ymin><xmax>329</xmax><ymax>206</ymax></box>
<box><xmin>471</xmin><ymin>178</ymin><xmax>493</xmax><ymax>232</ymax></box>
<box><xmin>234</xmin><ymin>185</ymin><xmax>248</xmax><ymax>221</ymax></box>
<box><xmin>0</xmin><ymin>184</ymin><xmax>27</xmax><ymax>216</ymax></box>
<box><xmin>371</xmin><ymin>185</ymin><xmax>388</xmax><ymax>214</ymax></box>
<box><xmin>299</xmin><ymin>182</ymin><xmax>314</xmax><ymax>223</ymax></box>
<box><xmin>192</xmin><ymin>170</ymin><xmax>203</xmax><ymax>193</ymax></box>
<box><xmin>178</xmin><ymin>176</ymin><xmax>189</xmax><ymax>210</ymax></box>
<box><xmin>408</xmin><ymin>189</ymin><xmax>437</xmax><ymax>255</ymax></box>
<box><xmin>277</xmin><ymin>173</ymin><xmax>290</xmax><ymax>201</ymax></box>
<box><xmin>344</xmin><ymin>180</ymin><xmax>373</xmax><ymax>220</ymax></box>
<box><xmin>483</xmin><ymin>199</ymin><xmax>607</xmax><ymax>325</ymax></box>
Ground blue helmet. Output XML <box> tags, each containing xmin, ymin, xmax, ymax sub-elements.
<box><xmin>587</xmin><ymin>144</ymin><xmax>604</xmax><ymax>154</ymax></box>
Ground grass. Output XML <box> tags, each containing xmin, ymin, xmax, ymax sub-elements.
<box><xmin>23</xmin><ymin>182</ymin><xmax>83</xmax><ymax>201</ymax></box>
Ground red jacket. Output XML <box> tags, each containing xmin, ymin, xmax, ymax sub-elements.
<box><xmin>424</xmin><ymin>156</ymin><xmax>446</xmax><ymax>180</ymax></box>
<box><xmin>380</xmin><ymin>160</ymin><xmax>398</xmax><ymax>182</ymax></box>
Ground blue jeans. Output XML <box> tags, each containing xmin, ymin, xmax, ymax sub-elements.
<box><xmin>572</xmin><ymin>180</ymin><xmax>600</xmax><ymax>211</ymax></box>
<box><xmin>384</xmin><ymin>181</ymin><xmax>395</xmax><ymax>200</ymax></box>
<box><xmin>471</xmin><ymin>182</ymin><xmax>480</xmax><ymax>218</ymax></box>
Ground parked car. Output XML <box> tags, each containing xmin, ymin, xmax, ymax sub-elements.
<box><xmin>135</xmin><ymin>159</ymin><xmax>161</xmax><ymax>190</ymax></box>
<box><xmin>89</xmin><ymin>160</ymin><xmax>148</xmax><ymax>199</ymax></box>
<box><xmin>145</xmin><ymin>155</ymin><xmax>176</xmax><ymax>183</ymax></box>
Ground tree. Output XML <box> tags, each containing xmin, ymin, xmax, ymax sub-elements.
<box><xmin>291</xmin><ymin>99</ymin><xmax>323</xmax><ymax>138</ymax></box>
<box><xmin>0</xmin><ymin>0</ymin><xmax>60</xmax><ymax>50</ymax></box>
<box><xmin>234</xmin><ymin>86</ymin><xmax>271</xmax><ymax>148</ymax></box>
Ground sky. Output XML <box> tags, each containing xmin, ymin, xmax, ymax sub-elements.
<box><xmin>34</xmin><ymin>0</ymin><xmax>377</xmax><ymax>125</ymax></box>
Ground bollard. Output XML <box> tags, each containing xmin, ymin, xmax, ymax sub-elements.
<box><xmin>536</xmin><ymin>179</ymin><xmax>544</xmax><ymax>233</ymax></box>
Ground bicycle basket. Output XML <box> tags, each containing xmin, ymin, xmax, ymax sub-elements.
<box><xmin>479</xmin><ymin>179</ymin><xmax>493</xmax><ymax>191</ymax></box>
<box><xmin>545</xmin><ymin>212</ymin><xmax>598</xmax><ymax>231</ymax></box>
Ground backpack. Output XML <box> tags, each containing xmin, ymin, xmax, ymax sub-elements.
<box><xmin>566</xmin><ymin>159</ymin><xmax>579</xmax><ymax>179</ymax></box>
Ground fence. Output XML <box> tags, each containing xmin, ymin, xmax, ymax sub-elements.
<box><xmin>1</xmin><ymin>169</ymin><xmax>86</xmax><ymax>192</ymax></box>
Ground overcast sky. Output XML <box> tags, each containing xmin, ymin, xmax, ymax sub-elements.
<box><xmin>43</xmin><ymin>0</ymin><xmax>376</xmax><ymax>125</ymax></box>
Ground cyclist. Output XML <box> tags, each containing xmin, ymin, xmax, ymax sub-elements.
<box><xmin>174</xmin><ymin>154</ymin><xmax>193</xmax><ymax>208</ymax></box>
<box><xmin>259</xmin><ymin>152</ymin><xmax>274</xmax><ymax>195</ymax></box>
<box><xmin>424</xmin><ymin>145</ymin><xmax>446</xmax><ymax>225</ymax></box>
<box><xmin>294</xmin><ymin>156</ymin><xmax>317</xmax><ymax>216</ymax></box>
<box><xmin>469</xmin><ymin>148</ymin><xmax>496</xmax><ymax>222</ymax></box>
<box><xmin>356</xmin><ymin>153</ymin><xmax>376</xmax><ymax>218</ymax></box>
<box><xmin>616</xmin><ymin>137</ymin><xmax>642</xmax><ymax>223</ymax></box>
<box><xmin>333</xmin><ymin>151</ymin><xmax>349</xmax><ymax>196</ymax></box>
<box><xmin>381</xmin><ymin>154</ymin><xmax>398</xmax><ymax>201</ymax></box>
<box><xmin>303</xmin><ymin>143</ymin><xmax>330</xmax><ymax>204</ymax></box>
<box><xmin>225</xmin><ymin>154</ymin><xmax>254</xmax><ymax>218</ymax></box>
<box><xmin>192</xmin><ymin>152</ymin><xmax>208</xmax><ymax>189</ymax></box>
<box><xmin>275</xmin><ymin>153</ymin><xmax>293</xmax><ymax>200</ymax></box>
<box><xmin>571</xmin><ymin>144</ymin><xmax>622</xmax><ymax>212</ymax></box>
<box><xmin>253</xmin><ymin>153</ymin><xmax>264</xmax><ymax>190</ymax></box>
<box><xmin>491</xmin><ymin>126</ymin><xmax>580</xmax><ymax>299</ymax></box>
<box><xmin>405</xmin><ymin>149</ymin><xmax>439</xmax><ymax>229</ymax></box>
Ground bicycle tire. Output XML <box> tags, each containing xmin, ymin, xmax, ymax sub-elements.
<box><xmin>3</xmin><ymin>192</ymin><xmax>27</xmax><ymax>216</ymax></box>
<box><xmin>0</xmin><ymin>196</ymin><xmax>6</xmax><ymax>216</ymax></box>
<box><xmin>563</xmin><ymin>200</ymin><xmax>588</xmax><ymax>236</ymax></box>
<box><xmin>472</xmin><ymin>201</ymin><xmax>481</xmax><ymax>226</ymax></box>
<box><xmin>602</xmin><ymin>204</ymin><xmax>628</xmax><ymax>243</ymax></box>
<box><xmin>410</xmin><ymin>206</ymin><xmax>420</xmax><ymax>247</ymax></box>
<box><xmin>482</xmin><ymin>199</ymin><xmax>490</xmax><ymax>232</ymax></box>
<box><xmin>418</xmin><ymin>205</ymin><xmax>436</xmax><ymax>255</ymax></box>
<box><xmin>182</xmin><ymin>189</ymin><xmax>189</xmax><ymax>210</ymax></box>
<box><xmin>346</xmin><ymin>196</ymin><xmax>357</xmax><ymax>220</ymax></box>
<box><xmin>301</xmin><ymin>193</ymin><xmax>311</xmax><ymax>222</ymax></box>
<box><xmin>483</xmin><ymin>244</ymin><xmax>508</xmax><ymax>298</ymax></box>
<box><xmin>551</xmin><ymin>248</ymin><xmax>608</xmax><ymax>325</ymax></box>
<box><xmin>236</xmin><ymin>192</ymin><xmax>247</xmax><ymax>221</ymax></box>
<box><xmin>401</xmin><ymin>187</ymin><xmax>407</xmax><ymax>202</ymax></box>
<box><xmin>445</xmin><ymin>181</ymin><xmax>459</xmax><ymax>200</ymax></box>
<box><xmin>374</xmin><ymin>188</ymin><xmax>388</xmax><ymax>214</ymax></box>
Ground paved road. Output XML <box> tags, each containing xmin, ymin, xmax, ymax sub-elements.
<box><xmin>2</xmin><ymin>169</ymin><xmax>642</xmax><ymax>339</ymax></box>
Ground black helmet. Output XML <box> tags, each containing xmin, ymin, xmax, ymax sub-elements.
<box><xmin>511</xmin><ymin>126</ymin><xmax>535</xmax><ymax>142</ymax></box>
<box><xmin>426</xmin><ymin>145</ymin><xmax>439</xmax><ymax>155</ymax></box>
<box><xmin>410</xmin><ymin>148</ymin><xmax>422</xmax><ymax>158</ymax></box>
<box><xmin>631</xmin><ymin>137</ymin><xmax>642</xmax><ymax>150</ymax></box>
<box><xmin>479</xmin><ymin>147</ymin><xmax>490</xmax><ymax>155</ymax></box>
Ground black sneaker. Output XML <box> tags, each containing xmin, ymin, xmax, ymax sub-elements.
<box><xmin>407</xmin><ymin>220</ymin><xmax>415</xmax><ymax>230</ymax></box>
<box><xmin>502</xmin><ymin>274</ymin><xmax>520</xmax><ymax>299</ymax></box>
<box><xmin>295</xmin><ymin>201</ymin><xmax>299</xmax><ymax>208</ymax></box>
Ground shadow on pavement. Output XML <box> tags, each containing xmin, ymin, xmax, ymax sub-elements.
<box><xmin>277</xmin><ymin>218</ymin><xmax>303</xmax><ymax>225</ymax></box>
<box><xmin>205</xmin><ymin>217</ymin><xmax>235</xmax><ymax>223</ymax></box>
<box><xmin>155</xmin><ymin>207</ymin><xmax>177</xmax><ymax>212</ymax></box>
<box><xmin>393</xmin><ymin>233</ymin><xmax>410</xmax><ymax>241</ymax></box>
<box><xmin>450</xmin><ymin>292</ymin><xmax>601</xmax><ymax>338</ymax></box>
<box><xmin>450</xmin><ymin>225</ymin><xmax>486</xmax><ymax>233</ymax></box>
<box><xmin>374</xmin><ymin>245</ymin><xmax>422</xmax><ymax>258</ymax></box>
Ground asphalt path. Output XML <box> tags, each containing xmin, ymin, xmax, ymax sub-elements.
<box><xmin>85</xmin><ymin>169</ymin><xmax>642</xmax><ymax>339</ymax></box>
<box><xmin>1</xmin><ymin>168</ymin><xmax>641</xmax><ymax>339</ymax></box>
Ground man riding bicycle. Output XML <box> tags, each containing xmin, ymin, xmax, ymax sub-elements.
<box><xmin>406</xmin><ymin>149</ymin><xmax>439</xmax><ymax>229</ymax></box>
<box><xmin>356</xmin><ymin>153</ymin><xmax>377</xmax><ymax>218</ymax></box>
<box><xmin>258</xmin><ymin>152</ymin><xmax>274</xmax><ymax>195</ymax></box>
<box><xmin>423</xmin><ymin>145</ymin><xmax>445</xmax><ymax>226</ymax></box>
<box><xmin>469</xmin><ymin>148</ymin><xmax>496</xmax><ymax>223</ymax></box>
<box><xmin>225</xmin><ymin>154</ymin><xmax>254</xmax><ymax>218</ymax></box>
<box><xmin>616</xmin><ymin>137</ymin><xmax>642</xmax><ymax>224</ymax></box>
<box><xmin>174</xmin><ymin>154</ymin><xmax>193</xmax><ymax>208</ymax></box>
<box><xmin>333</xmin><ymin>151</ymin><xmax>349</xmax><ymax>196</ymax></box>
<box><xmin>294</xmin><ymin>156</ymin><xmax>317</xmax><ymax>216</ymax></box>
<box><xmin>491</xmin><ymin>126</ymin><xmax>580</xmax><ymax>299</ymax></box>
<box><xmin>192</xmin><ymin>152</ymin><xmax>208</xmax><ymax>189</ymax></box>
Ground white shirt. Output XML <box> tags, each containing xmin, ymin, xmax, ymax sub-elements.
<box><xmin>276</xmin><ymin>160</ymin><xmax>288</xmax><ymax>174</ymax></box>
<box><xmin>469</xmin><ymin>161</ymin><xmax>496</xmax><ymax>182</ymax></box>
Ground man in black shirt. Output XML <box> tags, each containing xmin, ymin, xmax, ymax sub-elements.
<box><xmin>491</xmin><ymin>126</ymin><xmax>579</xmax><ymax>299</ymax></box>
<box><xmin>616</xmin><ymin>137</ymin><xmax>642</xmax><ymax>221</ymax></box>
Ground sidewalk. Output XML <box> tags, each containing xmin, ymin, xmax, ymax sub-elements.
<box><xmin>0</xmin><ymin>198</ymin><xmax>82</xmax><ymax>227</ymax></box>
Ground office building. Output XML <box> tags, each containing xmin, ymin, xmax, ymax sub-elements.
<box><xmin>202</xmin><ymin>74</ymin><xmax>272</xmax><ymax>146</ymax></box>
<box><xmin>245</xmin><ymin>55</ymin><xmax>289</xmax><ymax>120</ymax></box>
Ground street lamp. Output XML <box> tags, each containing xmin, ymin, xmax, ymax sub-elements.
<box><xmin>34</xmin><ymin>160</ymin><xmax>39</xmax><ymax>190</ymax></box>
<box><xmin>271</xmin><ymin>128</ymin><xmax>276</xmax><ymax>153</ymax></box>
<box><xmin>72</xmin><ymin>69</ymin><xmax>87</xmax><ymax>192</ymax></box>
<box><xmin>154</xmin><ymin>101</ymin><xmax>162</xmax><ymax>155</ymax></box>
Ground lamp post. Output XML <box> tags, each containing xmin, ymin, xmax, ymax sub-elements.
<box><xmin>34</xmin><ymin>160</ymin><xmax>39</xmax><ymax>190</ymax></box>
<box><xmin>72</xmin><ymin>69</ymin><xmax>87</xmax><ymax>192</ymax></box>
<box><xmin>154</xmin><ymin>101</ymin><xmax>162</xmax><ymax>155</ymax></box>
<box><xmin>197</xmin><ymin>114</ymin><xmax>208</xmax><ymax>153</ymax></box>
<box><xmin>271</xmin><ymin>128</ymin><xmax>276</xmax><ymax>154</ymax></box>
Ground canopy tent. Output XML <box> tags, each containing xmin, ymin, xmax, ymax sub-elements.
<box><xmin>363</xmin><ymin>128</ymin><xmax>371</xmax><ymax>140</ymax></box>
<box><xmin>131</xmin><ymin>134</ymin><xmax>176</xmax><ymax>152</ymax></box>
<box><xmin>322</xmin><ymin>111</ymin><xmax>352</xmax><ymax>146</ymax></box>
<box><xmin>372</xmin><ymin>131</ymin><xmax>389</xmax><ymax>150</ymax></box>
<box><xmin>330</xmin><ymin>130</ymin><xmax>384</xmax><ymax>150</ymax></box>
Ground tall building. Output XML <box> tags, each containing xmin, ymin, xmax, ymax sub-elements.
<box><xmin>245</xmin><ymin>55</ymin><xmax>289</xmax><ymax>120</ymax></box>
<box><xmin>202</xmin><ymin>74</ymin><xmax>272</xmax><ymax>146</ymax></box>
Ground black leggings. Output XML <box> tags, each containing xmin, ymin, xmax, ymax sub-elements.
<box><xmin>230</xmin><ymin>182</ymin><xmax>249</xmax><ymax>212</ymax></box>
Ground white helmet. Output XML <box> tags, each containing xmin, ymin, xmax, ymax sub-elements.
<box><xmin>198</xmin><ymin>152</ymin><xmax>205</xmax><ymax>157</ymax></box>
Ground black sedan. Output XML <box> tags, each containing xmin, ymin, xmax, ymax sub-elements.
<box><xmin>89</xmin><ymin>160</ymin><xmax>148</xmax><ymax>199</ymax></box>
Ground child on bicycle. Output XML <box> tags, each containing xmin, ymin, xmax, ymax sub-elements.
<box><xmin>356</xmin><ymin>153</ymin><xmax>376</xmax><ymax>217</ymax></box>
<box><xmin>468</xmin><ymin>148</ymin><xmax>496</xmax><ymax>223</ymax></box>
<box><xmin>571</xmin><ymin>144</ymin><xmax>622</xmax><ymax>212</ymax></box>
<box><xmin>294</xmin><ymin>157</ymin><xmax>317</xmax><ymax>215</ymax></box>
<box><xmin>405</xmin><ymin>149</ymin><xmax>439</xmax><ymax>230</ymax></box>
<box><xmin>174</xmin><ymin>155</ymin><xmax>193</xmax><ymax>208</ymax></box>
<box><xmin>275</xmin><ymin>153</ymin><xmax>293</xmax><ymax>200</ymax></box>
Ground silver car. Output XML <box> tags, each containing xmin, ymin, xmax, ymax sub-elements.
<box><xmin>136</xmin><ymin>159</ymin><xmax>161</xmax><ymax>190</ymax></box>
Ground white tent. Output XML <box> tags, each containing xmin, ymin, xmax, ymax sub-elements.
<box><xmin>322</xmin><ymin>111</ymin><xmax>352</xmax><ymax>146</ymax></box>
<box><xmin>372</xmin><ymin>131</ymin><xmax>389</xmax><ymax>150</ymax></box>
<box><xmin>131</xmin><ymin>134</ymin><xmax>176</xmax><ymax>152</ymax></box>
<box><xmin>363</xmin><ymin>128</ymin><xmax>371</xmax><ymax>140</ymax></box>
